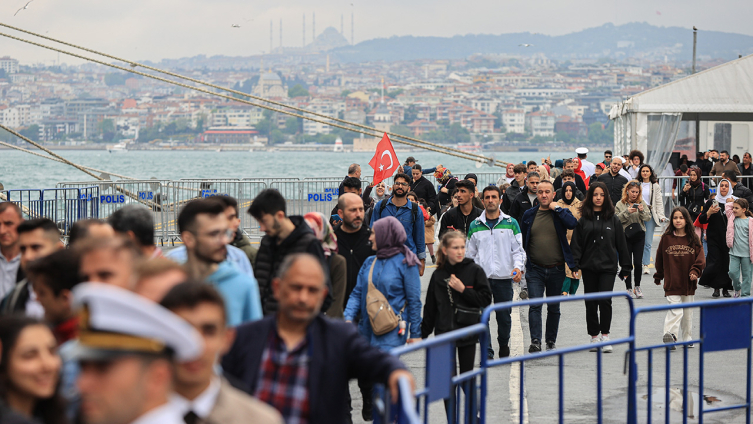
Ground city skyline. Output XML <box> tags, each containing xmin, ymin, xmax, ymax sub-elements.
<box><xmin>1</xmin><ymin>0</ymin><xmax>752</xmax><ymax>65</ymax></box>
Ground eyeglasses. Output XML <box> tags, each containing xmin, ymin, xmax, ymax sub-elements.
<box><xmin>394</xmin><ymin>182</ymin><xmax>409</xmax><ymax>187</ymax></box>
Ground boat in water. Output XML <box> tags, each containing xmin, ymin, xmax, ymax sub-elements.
<box><xmin>108</xmin><ymin>142</ymin><xmax>128</xmax><ymax>153</ymax></box>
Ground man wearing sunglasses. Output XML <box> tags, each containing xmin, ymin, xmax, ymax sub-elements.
<box><xmin>178</xmin><ymin>198</ymin><xmax>263</xmax><ymax>326</ymax></box>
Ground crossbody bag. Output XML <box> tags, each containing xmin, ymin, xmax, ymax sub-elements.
<box><xmin>366</xmin><ymin>259</ymin><xmax>405</xmax><ymax>336</ymax></box>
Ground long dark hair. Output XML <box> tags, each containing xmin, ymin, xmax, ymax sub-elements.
<box><xmin>0</xmin><ymin>316</ymin><xmax>68</xmax><ymax>424</ymax></box>
<box><xmin>664</xmin><ymin>207</ymin><xmax>702</xmax><ymax>249</ymax></box>
<box><xmin>733</xmin><ymin>198</ymin><xmax>753</xmax><ymax>218</ymax></box>
<box><xmin>638</xmin><ymin>164</ymin><xmax>657</xmax><ymax>184</ymax></box>
<box><xmin>580</xmin><ymin>182</ymin><xmax>614</xmax><ymax>220</ymax></box>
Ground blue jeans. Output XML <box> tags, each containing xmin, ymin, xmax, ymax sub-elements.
<box><xmin>527</xmin><ymin>263</ymin><xmax>566</xmax><ymax>344</ymax></box>
<box><xmin>485</xmin><ymin>279</ymin><xmax>514</xmax><ymax>354</ymax></box>
<box><xmin>643</xmin><ymin>218</ymin><xmax>657</xmax><ymax>265</ymax></box>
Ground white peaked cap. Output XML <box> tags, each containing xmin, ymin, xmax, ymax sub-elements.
<box><xmin>72</xmin><ymin>283</ymin><xmax>203</xmax><ymax>362</ymax></box>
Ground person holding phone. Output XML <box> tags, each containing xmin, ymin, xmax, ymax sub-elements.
<box><xmin>615</xmin><ymin>181</ymin><xmax>652</xmax><ymax>298</ymax></box>
<box><xmin>697</xmin><ymin>179</ymin><xmax>734</xmax><ymax>298</ymax></box>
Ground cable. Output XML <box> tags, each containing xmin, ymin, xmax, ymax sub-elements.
<box><xmin>0</xmin><ymin>140</ymin><xmax>137</xmax><ymax>179</ymax></box>
<box><xmin>0</xmin><ymin>24</ymin><xmax>505</xmax><ymax>167</ymax></box>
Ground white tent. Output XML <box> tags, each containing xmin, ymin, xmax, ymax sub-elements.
<box><xmin>609</xmin><ymin>54</ymin><xmax>753</xmax><ymax>173</ymax></box>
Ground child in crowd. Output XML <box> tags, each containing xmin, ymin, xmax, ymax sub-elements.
<box><xmin>420</xmin><ymin>199</ymin><xmax>437</xmax><ymax>264</ymax></box>
<box><xmin>654</xmin><ymin>207</ymin><xmax>705</xmax><ymax>349</ymax></box>
<box><xmin>726</xmin><ymin>198</ymin><xmax>753</xmax><ymax>298</ymax></box>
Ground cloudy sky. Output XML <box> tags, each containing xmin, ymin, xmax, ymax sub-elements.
<box><xmin>2</xmin><ymin>0</ymin><xmax>751</xmax><ymax>65</ymax></box>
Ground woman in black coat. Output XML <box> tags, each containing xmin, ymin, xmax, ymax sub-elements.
<box><xmin>570</xmin><ymin>182</ymin><xmax>632</xmax><ymax>353</ymax></box>
<box><xmin>422</xmin><ymin>231</ymin><xmax>492</xmax><ymax>375</ymax></box>
<box><xmin>679</xmin><ymin>167</ymin><xmax>709</xmax><ymax>223</ymax></box>
<box><xmin>697</xmin><ymin>179</ymin><xmax>733</xmax><ymax>298</ymax></box>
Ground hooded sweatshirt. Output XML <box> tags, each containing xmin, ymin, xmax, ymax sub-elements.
<box><xmin>653</xmin><ymin>233</ymin><xmax>705</xmax><ymax>296</ymax></box>
<box><xmin>207</xmin><ymin>261</ymin><xmax>263</xmax><ymax>326</ymax></box>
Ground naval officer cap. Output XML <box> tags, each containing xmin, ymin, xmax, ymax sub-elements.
<box><xmin>71</xmin><ymin>283</ymin><xmax>203</xmax><ymax>362</ymax></box>
<box><xmin>575</xmin><ymin>147</ymin><xmax>589</xmax><ymax>155</ymax></box>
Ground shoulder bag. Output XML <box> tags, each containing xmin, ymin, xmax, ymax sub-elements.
<box><xmin>447</xmin><ymin>278</ymin><xmax>483</xmax><ymax>327</ymax></box>
<box><xmin>366</xmin><ymin>259</ymin><xmax>404</xmax><ymax>336</ymax></box>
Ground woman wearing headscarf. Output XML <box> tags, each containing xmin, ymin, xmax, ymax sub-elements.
<box><xmin>344</xmin><ymin>216</ymin><xmax>423</xmax><ymax>348</ymax></box>
<box><xmin>435</xmin><ymin>166</ymin><xmax>459</xmax><ymax>212</ymax></box>
<box><xmin>697</xmin><ymin>179</ymin><xmax>735</xmax><ymax>298</ymax></box>
<box><xmin>574</xmin><ymin>158</ymin><xmax>589</xmax><ymax>190</ymax></box>
<box><xmin>557</xmin><ymin>181</ymin><xmax>582</xmax><ymax>295</ymax></box>
<box><xmin>304</xmin><ymin>212</ymin><xmax>348</xmax><ymax>318</ymax></box>
<box><xmin>498</xmin><ymin>163</ymin><xmax>515</xmax><ymax>185</ymax></box>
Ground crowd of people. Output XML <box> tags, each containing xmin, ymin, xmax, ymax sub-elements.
<box><xmin>0</xmin><ymin>146</ymin><xmax>748</xmax><ymax>423</ymax></box>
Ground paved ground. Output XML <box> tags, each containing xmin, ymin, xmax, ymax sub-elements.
<box><xmin>349</xmin><ymin>231</ymin><xmax>753</xmax><ymax>423</ymax></box>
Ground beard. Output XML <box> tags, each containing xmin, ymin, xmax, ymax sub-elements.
<box><xmin>393</xmin><ymin>188</ymin><xmax>407</xmax><ymax>198</ymax></box>
<box><xmin>344</xmin><ymin>216</ymin><xmax>363</xmax><ymax>230</ymax></box>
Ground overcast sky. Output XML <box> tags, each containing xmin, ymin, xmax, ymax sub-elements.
<box><xmin>2</xmin><ymin>0</ymin><xmax>751</xmax><ymax>65</ymax></box>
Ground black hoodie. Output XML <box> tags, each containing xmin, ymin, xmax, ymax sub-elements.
<box><xmin>570</xmin><ymin>211</ymin><xmax>632</xmax><ymax>276</ymax></box>
<box><xmin>255</xmin><ymin>216</ymin><xmax>332</xmax><ymax>315</ymax></box>
<box><xmin>421</xmin><ymin>258</ymin><xmax>492</xmax><ymax>346</ymax></box>
<box><xmin>333</xmin><ymin>223</ymin><xmax>373</xmax><ymax>306</ymax></box>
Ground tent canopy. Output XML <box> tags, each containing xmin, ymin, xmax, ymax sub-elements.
<box><xmin>609</xmin><ymin>54</ymin><xmax>753</xmax><ymax>174</ymax></box>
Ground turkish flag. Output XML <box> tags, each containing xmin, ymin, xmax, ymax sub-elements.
<box><xmin>369</xmin><ymin>133</ymin><xmax>399</xmax><ymax>185</ymax></box>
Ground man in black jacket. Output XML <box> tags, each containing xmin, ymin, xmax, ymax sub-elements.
<box><xmin>502</xmin><ymin>163</ymin><xmax>527</xmax><ymax>214</ymax></box>
<box><xmin>597</xmin><ymin>158</ymin><xmax>629</xmax><ymax>206</ymax></box>
<box><xmin>333</xmin><ymin>193</ymin><xmax>373</xmax><ymax>307</ymax></box>
<box><xmin>338</xmin><ymin>163</ymin><xmax>361</xmax><ymax>196</ymax></box>
<box><xmin>509</xmin><ymin>171</ymin><xmax>541</xmax><ymax>223</ymax></box>
<box><xmin>438</xmin><ymin>179</ymin><xmax>482</xmax><ymax>239</ymax></box>
<box><xmin>410</xmin><ymin>164</ymin><xmax>437</xmax><ymax>215</ymax></box>
<box><xmin>724</xmin><ymin>171</ymin><xmax>753</xmax><ymax>204</ymax></box>
<box><xmin>552</xmin><ymin>159</ymin><xmax>587</xmax><ymax>194</ymax></box>
<box><xmin>222</xmin><ymin>254</ymin><xmax>413</xmax><ymax>424</ymax></box>
<box><xmin>249</xmin><ymin>189</ymin><xmax>332</xmax><ymax>316</ymax></box>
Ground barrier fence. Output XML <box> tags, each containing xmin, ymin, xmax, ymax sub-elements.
<box><xmin>2</xmin><ymin>186</ymin><xmax>99</xmax><ymax>237</ymax></box>
<box><xmin>376</xmin><ymin>294</ymin><xmax>753</xmax><ymax>424</ymax></box>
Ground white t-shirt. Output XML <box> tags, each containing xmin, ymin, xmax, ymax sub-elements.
<box><xmin>641</xmin><ymin>182</ymin><xmax>652</xmax><ymax>205</ymax></box>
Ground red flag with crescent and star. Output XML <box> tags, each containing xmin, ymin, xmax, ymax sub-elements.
<box><xmin>369</xmin><ymin>133</ymin><xmax>399</xmax><ymax>185</ymax></box>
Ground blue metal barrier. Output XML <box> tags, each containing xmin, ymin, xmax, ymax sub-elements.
<box><xmin>628</xmin><ymin>297</ymin><xmax>753</xmax><ymax>424</ymax></box>
<box><xmin>3</xmin><ymin>189</ymin><xmax>44</xmax><ymax>218</ymax></box>
<box><xmin>3</xmin><ymin>187</ymin><xmax>99</xmax><ymax>235</ymax></box>
<box><xmin>377</xmin><ymin>292</ymin><xmax>635</xmax><ymax>423</ymax></box>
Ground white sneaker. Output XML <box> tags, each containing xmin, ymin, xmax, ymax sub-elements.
<box><xmin>589</xmin><ymin>335</ymin><xmax>601</xmax><ymax>352</ymax></box>
<box><xmin>626</xmin><ymin>289</ymin><xmax>634</xmax><ymax>298</ymax></box>
<box><xmin>602</xmin><ymin>334</ymin><xmax>613</xmax><ymax>353</ymax></box>
<box><xmin>735</xmin><ymin>290</ymin><xmax>741</xmax><ymax>298</ymax></box>
<box><xmin>643</xmin><ymin>265</ymin><xmax>650</xmax><ymax>275</ymax></box>
<box><xmin>634</xmin><ymin>287</ymin><xmax>644</xmax><ymax>299</ymax></box>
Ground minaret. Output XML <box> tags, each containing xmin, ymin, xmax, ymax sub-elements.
<box><xmin>269</xmin><ymin>20</ymin><xmax>273</xmax><ymax>54</ymax></box>
<box><xmin>279</xmin><ymin>19</ymin><xmax>282</xmax><ymax>53</ymax></box>
<box><xmin>341</xmin><ymin>14</ymin><xmax>344</xmax><ymax>34</ymax></box>
<box><xmin>302</xmin><ymin>14</ymin><xmax>306</xmax><ymax>47</ymax></box>
<box><xmin>313</xmin><ymin>12</ymin><xmax>316</xmax><ymax>41</ymax></box>
<box><xmin>351</xmin><ymin>12</ymin><xmax>354</xmax><ymax>45</ymax></box>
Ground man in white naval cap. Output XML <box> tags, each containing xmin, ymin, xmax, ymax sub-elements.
<box><xmin>72</xmin><ymin>283</ymin><xmax>203</xmax><ymax>424</ymax></box>
<box><xmin>576</xmin><ymin>147</ymin><xmax>596</xmax><ymax>177</ymax></box>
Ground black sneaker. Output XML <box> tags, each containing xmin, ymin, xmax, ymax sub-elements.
<box><xmin>487</xmin><ymin>349</ymin><xmax>495</xmax><ymax>360</ymax></box>
<box><xmin>723</xmin><ymin>289</ymin><xmax>732</xmax><ymax>298</ymax></box>
<box><xmin>431</xmin><ymin>255</ymin><xmax>436</xmax><ymax>264</ymax></box>
<box><xmin>528</xmin><ymin>340</ymin><xmax>541</xmax><ymax>353</ymax></box>
<box><xmin>546</xmin><ymin>342</ymin><xmax>556</xmax><ymax>351</ymax></box>
<box><xmin>499</xmin><ymin>346</ymin><xmax>510</xmax><ymax>358</ymax></box>
<box><xmin>712</xmin><ymin>289</ymin><xmax>720</xmax><ymax>298</ymax></box>
<box><xmin>362</xmin><ymin>401</ymin><xmax>373</xmax><ymax>422</ymax></box>
<box><xmin>519</xmin><ymin>288</ymin><xmax>529</xmax><ymax>300</ymax></box>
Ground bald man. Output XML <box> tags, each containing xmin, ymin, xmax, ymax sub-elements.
<box><xmin>222</xmin><ymin>253</ymin><xmax>414</xmax><ymax>423</ymax></box>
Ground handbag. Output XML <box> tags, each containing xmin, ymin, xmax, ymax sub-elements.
<box><xmin>624</xmin><ymin>222</ymin><xmax>644</xmax><ymax>239</ymax></box>
<box><xmin>365</xmin><ymin>259</ymin><xmax>404</xmax><ymax>336</ymax></box>
<box><xmin>446</xmin><ymin>279</ymin><xmax>482</xmax><ymax>327</ymax></box>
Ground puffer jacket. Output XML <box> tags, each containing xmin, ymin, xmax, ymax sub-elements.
<box><xmin>466</xmin><ymin>210</ymin><xmax>526</xmax><ymax>279</ymax></box>
<box><xmin>570</xmin><ymin>211</ymin><xmax>632</xmax><ymax>276</ymax></box>
<box><xmin>255</xmin><ymin>216</ymin><xmax>332</xmax><ymax>315</ymax></box>
<box><xmin>421</xmin><ymin>258</ymin><xmax>492</xmax><ymax>346</ymax></box>
<box><xmin>725</xmin><ymin>202</ymin><xmax>753</xmax><ymax>262</ymax></box>
<box><xmin>343</xmin><ymin>254</ymin><xmax>422</xmax><ymax>349</ymax></box>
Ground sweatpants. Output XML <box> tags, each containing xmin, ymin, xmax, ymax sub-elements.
<box><xmin>582</xmin><ymin>270</ymin><xmax>616</xmax><ymax>337</ymax></box>
<box><xmin>624</xmin><ymin>232</ymin><xmax>645</xmax><ymax>289</ymax></box>
<box><xmin>729</xmin><ymin>255</ymin><xmax>753</xmax><ymax>297</ymax></box>
<box><xmin>664</xmin><ymin>295</ymin><xmax>694</xmax><ymax>342</ymax></box>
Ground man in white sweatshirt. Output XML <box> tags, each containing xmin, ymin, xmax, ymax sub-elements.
<box><xmin>466</xmin><ymin>185</ymin><xmax>527</xmax><ymax>359</ymax></box>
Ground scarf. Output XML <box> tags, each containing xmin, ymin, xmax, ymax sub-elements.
<box><xmin>687</xmin><ymin>168</ymin><xmax>702</xmax><ymax>187</ymax></box>
<box><xmin>574</xmin><ymin>158</ymin><xmax>588</xmax><ymax>189</ymax></box>
<box><xmin>561</xmin><ymin>182</ymin><xmax>577</xmax><ymax>205</ymax></box>
<box><xmin>435</xmin><ymin>168</ymin><xmax>454</xmax><ymax>185</ymax></box>
<box><xmin>505</xmin><ymin>163</ymin><xmax>515</xmax><ymax>179</ymax></box>
<box><xmin>373</xmin><ymin>216</ymin><xmax>420</xmax><ymax>266</ymax></box>
<box><xmin>303</xmin><ymin>212</ymin><xmax>338</xmax><ymax>257</ymax></box>
<box><xmin>714</xmin><ymin>179</ymin><xmax>737</xmax><ymax>204</ymax></box>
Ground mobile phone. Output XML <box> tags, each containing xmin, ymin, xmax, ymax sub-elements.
<box><xmin>712</xmin><ymin>200</ymin><xmax>719</xmax><ymax>208</ymax></box>
<box><xmin>331</xmin><ymin>214</ymin><xmax>342</xmax><ymax>222</ymax></box>
<box><xmin>632</xmin><ymin>203</ymin><xmax>639</xmax><ymax>209</ymax></box>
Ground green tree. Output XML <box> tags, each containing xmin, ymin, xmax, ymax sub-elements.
<box><xmin>556</xmin><ymin>130</ymin><xmax>573</xmax><ymax>144</ymax></box>
<box><xmin>19</xmin><ymin>125</ymin><xmax>39</xmax><ymax>142</ymax></box>
<box><xmin>104</xmin><ymin>73</ymin><xmax>127</xmax><ymax>86</ymax></box>
<box><xmin>341</xmin><ymin>89</ymin><xmax>352</xmax><ymax>97</ymax></box>
<box><xmin>255</xmin><ymin>118</ymin><xmax>273</xmax><ymax>134</ymax></box>
<box><xmin>270</xmin><ymin>129</ymin><xmax>286</xmax><ymax>144</ymax></box>
<box><xmin>390</xmin><ymin>124</ymin><xmax>413</xmax><ymax>138</ymax></box>
<box><xmin>283</xmin><ymin>117</ymin><xmax>299</xmax><ymax>134</ymax></box>
<box><xmin>288</xmin><ymin>84</ymin><xmax>310</xmax><ymax>98</ymax></box>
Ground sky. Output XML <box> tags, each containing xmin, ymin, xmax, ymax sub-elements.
<box><xmin>1</xmin><ymin>0</ymin><xmax>751</xmax><ymax>65</ymax></box>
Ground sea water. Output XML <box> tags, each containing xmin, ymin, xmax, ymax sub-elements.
<box><xmin>1</xmin><ymin>149</ymin><xmax>572</xmax><ymax>190</ymax></box>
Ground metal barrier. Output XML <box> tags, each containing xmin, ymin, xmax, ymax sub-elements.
<box><xmin>3</xmin><ymin>188</ymin><xmax>44</xmax><ymax>219</ymax></box>
<box><xmin>377</xmin><ymin>292</ymin><xmax>636</xmax><ymax>424</ymax></box>
<box><xmin>629</xmin><ymin>297</ymin><xmax>753</xmax><ymax>424</ymax></box>
<box><xmin>3</xmin><ymin>187</ymin><xmax>99</xmax><ymax>237</ymax></box>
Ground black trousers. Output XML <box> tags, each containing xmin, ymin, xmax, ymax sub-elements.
<box><xmin>582</xmin><ymin>270</ymin><xmax>616</xmax><ymax>337</ymax></box>
<box><xmin>624</xmin><ymin>232</ymin><xmax>645</xmax><ymax>289</ymax></box>
<box><xmin>444</xmin><ymin>344</ymin><xmax>477</xmax><ymax>417</ymax></box>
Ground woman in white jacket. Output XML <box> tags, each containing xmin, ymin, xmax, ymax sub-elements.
<box><xmin>638</xmin><ymin>164</ymin><xmax>668</xmax><ymax>274</ymax></box>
